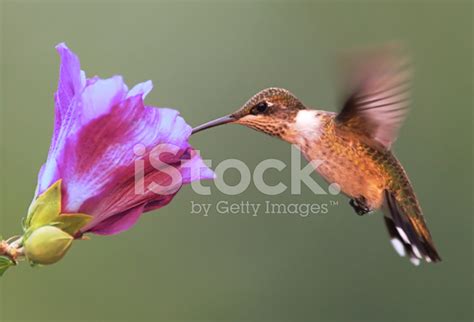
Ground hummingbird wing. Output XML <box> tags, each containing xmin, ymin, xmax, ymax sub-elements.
<box><xmin>335</xmin><ymin>44</ymin><xmax>411</xmax><ymax>149</ymax></box>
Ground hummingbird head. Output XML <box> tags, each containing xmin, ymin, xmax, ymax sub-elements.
<box><xmin>192</xmin><ymin>87</ymin><xmax>306</xmax><ymax>137</ymax></box>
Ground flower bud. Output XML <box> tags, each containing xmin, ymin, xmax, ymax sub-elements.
<box><xmin>24</xmin><ymin>226</ymin><xmax>73</xmax><ymax>265</ymax></box>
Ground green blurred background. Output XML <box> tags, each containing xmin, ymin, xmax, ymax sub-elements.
<box><xmin>0</xmin><ymin>1</ymin><xmax>472</xmax><ymax>321</ymax></box>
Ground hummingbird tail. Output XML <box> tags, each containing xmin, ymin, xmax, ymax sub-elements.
<box><xmin>383</xmin><ymin>190</ymin><xmax>441</xmax><ymax>265</ymax></box>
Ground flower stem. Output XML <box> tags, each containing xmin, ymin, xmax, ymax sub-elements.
<box><xmin>0</xmin><ymin>237</ymin><xmax>25</xmax><ymax>264</ymax></box>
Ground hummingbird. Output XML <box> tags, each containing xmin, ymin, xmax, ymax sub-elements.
<box><xmin>192</xmin><ymin>46</ymin><xmax>441</xmax><ymax>265</ymax></box>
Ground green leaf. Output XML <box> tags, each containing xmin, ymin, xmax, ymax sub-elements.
<box><xmin>0</xmin><ymin>256</ymin><xmax>14</xmax><ymax>277</ymax></box>
<box><xmin>25</xmin><ymin>180</ymin><xmax>62</xmax><ymax>231</ymax></box>
<box><xmin>52</xmin><ymin>213</ymin><xmax>93</xmax><ymax>236</ymax></box>
<box><xmin>0</xmin><ymin>267</ymin><xmax>9</xmax><ymax>277</ymax></box>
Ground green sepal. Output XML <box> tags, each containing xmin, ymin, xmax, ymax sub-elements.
<box><xmin>51</xmin><ymin>213</ymin><xmax>93</xmax><ymax>236</ymax></box>
<box><xmin>0</xmin><ymin>256</ymin><xmax>14</xmax><ymax>277</ymax></box>
<box><xmin>21</xmin><ymin>217</ymin><xmax>26</xmax><ymax>231</ymax></box>
<box><xmin>25</xmin><ymin>180</ymin><xmax>62</xmax><ymax>231</ymax></box>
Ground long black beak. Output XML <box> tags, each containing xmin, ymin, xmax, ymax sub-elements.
<box><xmin>192</xmin><ymin>115</ymin><xmax>236</xmax><ymax>135</ymax></box>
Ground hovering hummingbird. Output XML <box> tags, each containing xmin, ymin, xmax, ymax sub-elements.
<box><xmin>192</xmin><ymin>45</ymin><xmax>441</xmax><ymax>265</ymax></box>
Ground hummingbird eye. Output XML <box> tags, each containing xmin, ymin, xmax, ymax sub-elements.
<box><xmin>251</xmin><ymin>101</ymin><xmax>268</xmax><ymax>115</ymax></box>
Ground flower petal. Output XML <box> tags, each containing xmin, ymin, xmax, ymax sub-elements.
<box><xmin>80</xmin><ymin>76</ymin><xmax>127</xmax><ymax>124</ymax></box>
<box><xmin>55</xmin><ymin>94</ymin><xmax>209</xmax><ymax>234</ymax></box>
<box><xmin>87</xmin><ymin>204</ymin><xmax>145</xmax><ymax>235</ymax></box>
<box><xmin>60</xmin><ymin>96</ymin><xmax>185</xmax><ymax>209</ymax></box>
<box><xmin>39</xmin><ymin>43</ymin><xmax>86</xmax><ymax>194</ymax></box>
<box><xmin>54</xmin><ymin>43</ymin><xmax>86</xmax><ymax>117</ymax></box>
<box><xmin>37</xmin><ymin>43</ymin><xmax>215</xmax><ymax>236</ymax></box>
<box><xmin>127</xmin><ymin>80</ymin><xmax>153</xmax><ymax>99</ymax></box>
<box><xmin>180</xmin><ymin>149</ymin><xmax>216</xmax><ymax>183</ymax></box>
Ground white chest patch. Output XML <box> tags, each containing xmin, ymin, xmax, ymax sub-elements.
<box><xmin>294</xmin><ymin>110</ymin><xmax>323</xmax><ymax>143</ymax></box>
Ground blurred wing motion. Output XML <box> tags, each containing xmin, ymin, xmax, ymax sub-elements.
<box><xmin>335</xmin><ymin>44</ymin><xmax>411</xmax><ymax>149</ymax></box>
<box><xmin>335</xmin><ymin>45</ymin><xmax>441</xmax><ymax>264</ymax></box>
